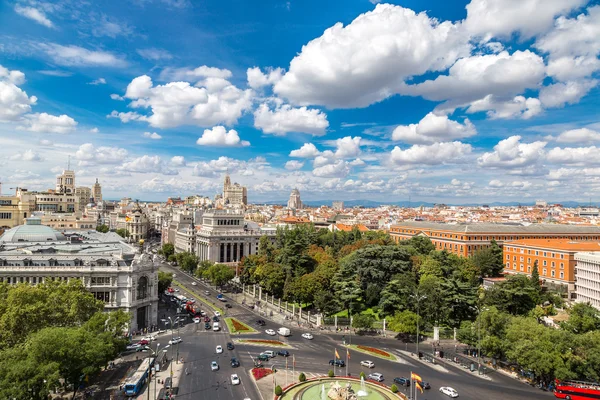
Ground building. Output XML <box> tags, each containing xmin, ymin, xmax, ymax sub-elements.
<box><xmin>39</xmin><ymin>212</ymin><xmax>97</xmax><ymax>230</ymax></box>
<box><xmin>574</xmin><ymin>252</ymin><xmax>600</xmax><ymax>311</ymax></box>
<box><xmin>35</xmin><ymin>191</ymin><xmax>78</xmax><ymax>213</ymax></box>
<box><xmin>287</xmin><ymin>189</ymin><xmax>302</xmax><ymax>209</ymax></box>
<box><xmin>390</xmin><ymin>221</ymin><xmax>600</xmax><ymax>257</ymax></box>
<box><xmin>332</xmin><ymin>201</ymin><xmax>344</xmax><ymax>210</ymax></box>
<box><xmin>222</xmin><ymin>174</ymin><xmax>247</xmax><ymax>206</ymax></box>
<box><xmin>125</xmin><ymin>205</ymin><xmax>149</xmax><ymax>243</ymax></box>
<box><xmin>195</xmin><ymin>210</ymin><xmax>275</xmax><ymax>264</ymax></box>
<box><xmin>503</xmin><ymin>239</ymin><xmax>600</xmax><ymax>294</ymax></box>
<box><xmin>0</xmin><ymin>217</ymin><xmax>158</xmax><ymax>330</ymax></box>
<box><xmin>75</xmin><ymin>187</ymin><xmax>92</xmax><ymax>211</ymax></box>
<box><xmin>0</xmin><ymin>189</ymin><xmax>36</xmax><ymax>229</ymax></box>
<box><xmin>92</xmin><ymin>178</ymin><xmax>102</xmax><ymax>204</ymax></box>
<box><xmin>56</xmin><ymin>169</ymin><xmax>76</xmax><ymax>194</ymax></box>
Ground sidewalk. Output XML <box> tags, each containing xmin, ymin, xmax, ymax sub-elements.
<box><xmin>136</xmin><ymin>358</ymin><xmax>184</xmax><ymax>400</ymax></box>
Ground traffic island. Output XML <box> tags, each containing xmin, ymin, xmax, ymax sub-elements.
<box><xmin>225</xmin><ymin>317</ymin><xmax>258</xmax><ymax>334</ymax></box>
<box><xmin>235</xmin><ymin>339</ymin><xmax>292</xmax><ymax>347</ymax></box>
<box><xmin>346</xmin><ymin>344</ymin><xmax>398</xmax><ymax>362</ymax></box>
<box><xmin>276</xmin><ymin>376</ymin><xmax>406</xmax><ymax>400</ymax></box>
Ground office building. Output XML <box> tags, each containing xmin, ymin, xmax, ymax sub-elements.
<box><xmin>222</xmin><ymin>173</ymin><xmax>247</xmax><ymax>206</ymax></box>
<box><xmin>287</xmin><ymin>188</ymin><xmax>303</xmax><ymax>209</ymax></box>
<box><xmin>574</xmin><ymin>252</ymin><xmax>600</xmax><ymax>311</ymax></box>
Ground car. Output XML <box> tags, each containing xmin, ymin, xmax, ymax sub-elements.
<box><xmin>168</xmin><ymin>337</ymin><xmax>182</xmax><ymax>345</ymax></box>
<box><xmin>211</xmin><ymin>361</ymin><xmax>219</xmax><ymax>371</ymax></box>
<box><xmin>225</xmin><ymin>303</ymin><xmax>233</xmax><ymax>308</ymax></box>
<box><xmin>329</xmin><ymin>359</ymin><xmax>345</xmax><ymax>367</ymax></box>
<box><xmin>172</xmin><ymin>274</ymin><xmax>177</xmax><ymax>278</ymax></box>
<box><xmin>393</xmin><ymin>377</ymin><xmax>410</xmax><ymax>387</ymax></box>
<box><xmin>302</xmin><ymin>333</ymin><xmax>313</xmax><ymax>340</ymax></box>
<box><xmin>193</xmin><ymin>317</ymin><xmax>201</xmax><ymax>323</ymax></box>
<box><xmin>360</xmin><ymin>360</ymin><xmax>375</xmax><ymax>368</ymax></box>
<box><xmin>214</xmin><ymin>311</ymin><xmax>221</xmax><ymax>317</ymax></box>
<box><xmin>192</xmin><ymin>282</ymin><xmax>197</xmax><ymax>286</ymax></box>
<box><xmin>262</xmin><ymin>350</ymin><xmax>276</xmax><ymax>358</ymax></box>
<box><xmin>257</xmin><ymin>354</ymin><xmax>270</xmax><ymax>361</ymax></box>
<box><xmin>368</xmin><ymin>373</ymin><xmax>384</xmax><ymax>382</ymax></box>
<box><xmin>230</xmin><ymin>357</ymin><xmax>240</xmax><ymax>367</ymax></box>
<box><xmin>421</xmin><ymin>382</ymin><xmax>431</xmax><ymax>390</ymax></box>
<box><xmin>126</xmin><ymin>343</ymin><xmax>141</xmax><ymax>350</ymax></box>
<box><xmin>138</xmin><ymin>339</ymin><xmax>149</xmax><ymax>346</ymax></box>
<box><xmin>439</xmin><ymin>387</ymin><xmax>459</xmax><ymax>398</ymax></box>
<box><xmin>216</xmin><ymin>345</ymin><xmax>223</xmax><ymax>354</ymax></box>
<box><xmin>136</xmin><ymin>345</ymin><xmax>150</xmax><ymax>352</ymax></box>
<box><xmin>265</xmin><ymin>329</ymin><xmax>276</xmax><ymax>336</ymax></box>
<box><xmin>204</xmin><ymin>316</ymin><xmax>210</xmax><ymax>322</ymax></box>
<box><xmin>205</xmin><ymin>290</ymin><xmax>210</xmax><ymax>295</ymax></box>
<box><xmin>256</xmin><ymin>319</ymin><xmax>266</xmax><ymax>326</ymax></box>
<box><xmin>205</xmin><ymin>323</ymin><xmax>211</xmax><ymax>330</ymax></box>
<box><xmin>277</xmin><ymin>350</ymin><xmax>290</xmax><ymax>357</ymax></box>
<box><xmin>231</xmin><ymin>374</ymin><xmax>240</xmax><ymax>385</ymax></box>
<box><xmin>213</xmin><ymin>316</ymin><xmax>220</xmax><ymax>322</ymax></box>
<box><xmin>174</xmin><ymin>288</ymin><xmax>179</xmax><ymax>292</ymax></box>
<box><xmin>142</xmin><ymin>334</ymin><xmax>157</xmax><ymax>341</ymax></box>
<box><xmin>227</xmin><ymin>342</ymin><xmax>235</xmax><ymax>350</ymax></box>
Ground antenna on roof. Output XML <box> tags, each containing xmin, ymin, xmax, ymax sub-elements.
<box><xmin>67</xmin><ymin>155</ymin><xmax>71</xmax><ymax>170</ymax></box>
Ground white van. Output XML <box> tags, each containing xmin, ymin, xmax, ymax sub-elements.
<box><xmin>277</xmin><ymin>327</ymin><xmax>290</xmax><ymax>337</ymax></box>
<box><xmin>213</xmin><ymin>322</ymin><xmax>220</xmax><ymax>331</ymax></box>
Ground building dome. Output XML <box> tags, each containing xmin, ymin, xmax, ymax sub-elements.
<box><xmin>0</xmin><ymin>217</ymin><xmax>67</xmax><ymax>242</ymax></box>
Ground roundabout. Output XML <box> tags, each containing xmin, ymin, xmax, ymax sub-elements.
<box><xmin>278</xmin><ymin>377</ymin><xmax>404</xmax><ymax>400</ymax></box>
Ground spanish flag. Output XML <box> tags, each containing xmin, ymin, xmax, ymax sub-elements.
<box><xmin>347</xmin><ymin>348</ymin><xmax>350</xmax><ymax>360</ymax></box>
<box><xmin>415</xmin><ymin>381</ymin><xmax>424</xmax><ymax>393</ymax></box>
<box><xmin>335</xmin><ymin>349</ymin><xmax>340</xmax><ymax>359</ymax></box>
<box><xmin>411</xmin><ymin>372</ymin><xmax>422</xmax><ymax>382</ymax></box>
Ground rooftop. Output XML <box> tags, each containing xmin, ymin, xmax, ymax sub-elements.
<box><xmin>391</xmin><ymin>221</ymin><xmax>600</xmax><ymax>234</ymax></box>
<box><xmin>0</xmin><ymin>217</ymin><xmax>66</xmax><ymax>243</ymax></box>
<box><xmin>506</xmin><ymin>239</ymin><xmax>600</xmax><ymax>252</ymax></box>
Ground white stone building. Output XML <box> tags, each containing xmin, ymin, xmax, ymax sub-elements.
<box><xmin>222</xmin><ymin>174</ymin><xmax>247</xmax><ymax>206</ymax></box>
<box><xmin>287</xmin><ymin>188</ymin><xmax>303</xmax><ymax>209</ymax></box>
<box><xmin>575</xmin><ymin>252</ymin><xmax>600</xmax><ymax>311</ymax></box>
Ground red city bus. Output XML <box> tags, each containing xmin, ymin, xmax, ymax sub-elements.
<box><xmin>554</xmin><ymin>380</ymin><xmax>600</xmax><ymax>400</ymax></box>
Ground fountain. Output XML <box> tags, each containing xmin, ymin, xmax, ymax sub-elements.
<box><xmin>356</xmin><ymin>376</ymin><xmax>368</xmax><ymax>397</ymax></box>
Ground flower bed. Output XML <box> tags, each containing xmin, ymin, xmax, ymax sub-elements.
<box><xmin>238</xmin><ymin>339</ymin><xmax>289</xmax><ymax>347</ymax></box>
<box><xmin>225</xmin><ymin>317</ymin><xmax>257</xmax><ymax>334</ymax></box>
<box><xmin>252</xmin><ymin>367</ymin><xmax>274</xmax><ymax>380</ymax></box>
<box><xmin>347</xmin><ymin>344</ymin><xmax>397</xmax><ymax>361</ymax></box>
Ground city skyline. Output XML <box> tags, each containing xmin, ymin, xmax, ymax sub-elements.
<box><xmin>0</xmin><ymin>0</ymin><xmax>599</xmax><ymax>203</ymax></box>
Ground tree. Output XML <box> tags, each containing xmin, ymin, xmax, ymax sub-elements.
<box><xmin>488</xmin><ymin>239</ymin><xmax>504</xmax><ymax>276</ymax></box>
<box><xmin>115</xmin><ymin>228</ymin><xmax>129</xmax><ymax>238</ymax></box>
<box><xmin>160</xmin><ymin>243</ymin><xmax>175</xmax><ymax>259</ymax></box>
<box><xmin>299</xmin><ymin>372</ymin><xmax>306</xmax><ymax>382</ymax></box>
<box><xmin>530</xmin><ymin>261</ymin><xmax>541</xmax><ymax>291</ymax></box>
<box><xmin>176</xmin><ymin>252</ymin><xmax>199</xmax><ymax>273</ymax></box>
<box><xmin>158</xmin><ymin>271</ymin><xmax>173</xmax><ymax>294</ymax></box>
<box><xmin>275</xmin><ymin>385</ymin><xmax>283</xmax><ymax>395</ymax></box>
<box><xmin>352</xmin><ymin>314</ymin><xmax>375</xmax><ymax>330</ymax></box>
<box><xmin>387</xmin><ymin>310</ymin><xmax>420</xmax><ymax>334</ymax></box>
<box><xmin>483</xmin><ymin>275</ymin><xmax>539</xmax><ymax>315</ymax></box>
<box><xmin>254</xmin><ymin>262</ymin><xmax>286</xmax><ymax>298</ymax></box>
<box><xmin>95</xmin><ymin>224</ymin><xmax>109</xmax><ymax>233</ymax></box>
<box><xmin>204</xmin><ymin>264</ymin><xmax>235</xmax><ymax>289</ymax></box>
<box><xmin>404</xmin><ymin>236</ymin><xmax>435</xmax><ymax>256</ymax></box>
<box><xmin>561</xmin><ymin>303</ymin><xmax>600</xmax><ymax>334</ymax></box>
<box><xmin>391</xmin><ymin>384</ymin><xmax>399</xmax><ymax>393</ymax></box>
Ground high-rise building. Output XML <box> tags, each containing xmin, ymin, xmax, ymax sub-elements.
<box><xmin>56</xmin><ymin>170</ymin><xmax>75</xmax><ymax>194</ymax></box>
<box><xmin>287</xmin><ymin>188</ymin><xmax>302</xmax><ymax>209</ymax></box>
<box><xmin>575</xmin><ymin>252</ymin><xmax>600</xmax><ymax>311</ymax></box>
<box><xmin>75</xmin><ymin>187</ymin><xmax>92</xmax><ymax>211</ymax></box>
<box><xmin>92</xmin><ymin>178</ymin><xmax>102</xmax><ymax>204</ymax></box>
<box><xmin>332</xmin><ymin>201</ymin><xmax>344</xmax><ymax>210</ymax></box>
<box><xmin>222</xmin><ymin>173</ymin><xmax>247</xmax><ymax>206</ymax></box>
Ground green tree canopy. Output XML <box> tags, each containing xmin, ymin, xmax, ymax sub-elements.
<box><xmin>160</xmin><ymin>243</ymin><xmax>175</xmax><ymax>258</ymax></box>
<box><xmin>561</xmin><ymin>303</ymin><xmax>600</xmax><ymax>334</ymax></box>
<box><xmin>95</xmin><ymin>224</ymin><xmax>109</xmax><ymax>233</ymax></box>
<box><xmin>158</xmin><ymin>271</ymin><xmax>173</xmax><ymax>294</ymax></box>
<box><xmin>204</xmin><ymin>264</ymin><xmax>235</xmax><ymax>288</ymax></box>
<box><xmin>387</xmin><ymin>310</ymin><xmax>420</xmax><ymax>334</ymax></box>
<box><xmin>352</xmin><ymin>314</ymin><xmax>375</xmax><ymax>330</ymax></box>
<box><xmin>115</xmin><ymin>228</ymin><xmax>129</xmax><ymax>238</ymax></box>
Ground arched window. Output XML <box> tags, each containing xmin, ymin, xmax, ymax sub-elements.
<box><xmin>137</xmin><ymin>276</ymin><xmax>148</xmax><ymax>300</ymax></box>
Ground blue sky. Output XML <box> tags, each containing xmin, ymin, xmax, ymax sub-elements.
<box><xmin>1</xmin><ymin>0</ymin><xmax>599</xmax><ymax>203</ymax></box>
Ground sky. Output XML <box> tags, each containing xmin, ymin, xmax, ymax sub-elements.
<box><xmin>0</xmin><ymin>0</ymin><xmax>599</xmax><ymax>204</ymax></box>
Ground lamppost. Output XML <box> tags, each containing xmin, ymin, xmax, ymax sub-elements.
<box><xmin>146</xmin><ymin>343</ymin><xmax>160</xmax><ymax>400</ymax></box>
<box><xmin>167</xmin><ymin>316</ymin><xmax>179</xmax><ymax>377</ymax></box>
<box><xmin>409</xmin><ymin>291</ymin><xmax>427</xmax><ymax>358</ymax></box>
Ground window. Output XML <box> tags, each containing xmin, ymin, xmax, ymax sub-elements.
<box><xmin>520</xmin><ymin>264</ymin><xmax>524</xmax><ymax>271</ymax></box>
<box><xmin>560</xmin><ymin>272</ymin><xmax>564</xmax><ymax>279</ymax></box>
<box><xmin>91</xmin><ymin>277</ymin><xmax>111</xmax><ymax>286</ymax></box>
<box><xmin>543</xmin><ymin>268</ymin><xmax>547</xmax><ymax>275</ymax></box>
<box><xmin>94</xmin><ymin>292</ymin><xmax>111</xmax><ymax>303</ymax></box>
<box><xmin>506</xmin><ymin>254</ymin><xmax>510</xmax><ymax>260</ymax></box>
<box><xmin>543</xmin><ymin>252</ymin><xmax>547</xmax><ymax>257</ymax></box>
<box><xmin>551</xmin><ymin>270</ymin><xmax>555</xmax><ymax>277</ymax></box>
<box><xmin>543</xmin><ymin>260</ymin><xmax>547</xmax><ymax>266</ymax></box>
<box><xmin>527</xmin><ymin>266</ymin><xmax>531</xmax><ymax>272</ymax></box>
<box><xmin>0</xmin><ymin>212</ymin><xmax>12</xmax><ymax>219</ymax></box>
<box><xmin>560</xmin><ymin>263</ymin><xmax>564</xmax><ymax>269</ymax></box>
<box><xmin>551</xmin><ymin>261</ymin><xmax>555</xmax><ymax>267</ymax></box>
<box><xmin>527</xmin><ymin>258</ymin><xmax>531</xmax><ymax>263</ymax></box>
<box><xmin>506</xmin><ymin>262</ymin><xmax>510</xmax><ymax>268</ymax></box>
<box><xmin>560</xmin><ymin>254</ymin><xmax>564</xmax><ymax>259</ymax></box>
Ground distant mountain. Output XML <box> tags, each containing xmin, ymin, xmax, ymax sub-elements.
<box><xmin>258</xmin><ymin>199</ymin><xmax>593</xmax><ymax>208</ymax></box>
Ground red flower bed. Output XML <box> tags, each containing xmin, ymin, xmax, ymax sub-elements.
<box><xmin>231</xmin><ymin>318</ymin><xmax>251</xmax><ymax>331</ymax></box>
<box><xmin>241</xmin><ymin>339</ymin><xmax>285</xmax><ymax>345</ymax></box>
<box><xmin>357</xmin><ymin>345</ymin><xmax>391</xmax><ymax>358</ymax></box>
<box><xmin>252</xmin><ymin>367</ymin><xmax>274</xmax><ymax>380</ymax></box>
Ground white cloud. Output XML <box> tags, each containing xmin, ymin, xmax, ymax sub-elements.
<box><xmin>196</xmin><ymin>126</ymin><xmax>250</xmax><ymax>147</ymax></box>
<box><xmin>89</xmin><ymin>127</ymin><xmax>99</xmax><ymax>133</ymax></box>
<box><xmin>555</xmin><ymin>128</ymin><xmax>600</xmax><ymax>144</ymax></box>
<box><xmin>108</xmin><ymin>110</ymin><xmax>147</xmax><ymax>123</ymax></box>
<box><xmin>39</xmin><ymin>139</ymin><xmax>53</xmax><ymax>146</ymax></box>
<box><xmin>91</xmin><ymin>15</ymin><xmax>133</xmax><ymax>38</ymax></box>
<box><xmin>253</xmin><ymin>103</ymin><xmax>329</xmax><ymax>136</ymax></box>
<box><xmin>334</xmin><ymin>136</ymin><xmax>362</xmax><ymax>158</ymax></box>
<box><xmin>37</xmin><ymin>43</ymin><xmax>127</xmax><ymax>67</ymax></box>
<box><xmin>539</xmin><ymin>80</ymin><xmax>598</xmax><ymax>108</ymax></box>
<box><xmin>285</xmin><ymin>160</ymin><xmax>304</xmax><ymax>170</ymax></box>
<box><xmin>88</xmin><ymin>78</ymin><xmax>106</xmax><ymax>85</ymax></box>
<box><xmin>110</xmin><ymin>94</ymin><xmax>124</xmax><ymax>101</ymax></box>
<box><xmin>392</xmin><ymin>113</ymin><xmax>476</xmax><ymax>144</ymax></box>
<box><xmin>170</xmin><ymin>156</ymin><xmax>185</xmax><ymax>166</ymax></box>
<box><xmin>75</xmin><ymin>143</ymin><xmax>128</xmax><ymax>165</ymax></box>
<box><xmin>19</xmin><ymin>113</ymin><xmax>77</xmax><ymax>134</ymax></box>
<box><xmin>10</xmin><ymin>149</ymin><xmax>42</xmax><ymax>162</ymax></box>
<box><xmin>274</xmin><ymin>3</ymin><xmax>470</xmax><ymax>108</ymax></box>
<box><xmin>0</xmin><ymin>65</ymin><xmax>25</xmax><ymax>85</ymax></box>
<box><xmin>289</xmin><ymin>143</ymin><xmax>321</xmax><ymax>158</ymax></box>
<box><xmin>158</xmin><ymin>65</ymin><xmax>232</xmax><ymax>81</ymax></box>
<box><xmin>143</xmin><ymin>132</ymin><xmax>162</xmax><ymax>140</ymax></box>
<box><xmin>466</xmin><ymin>95</ymin><xmax>542</xmax><ymax>120</ymax></box>
<box><xmin>313</xmin><ymin>151</ymin><xmax>335</xmax><ymax>167</ymax></box>
<box><xmin>137</xmin><ymin>48</ymin><xmax>173</xmax><ymax>60</ymax></box>
<box><xmin>14</xmin><ymin>5</ymin><xmax>54</xmax><ymax>28</ymax></box>
<box><xmin>478</xmin><ymin>136</ymin><xmax>547</xmax><ymax>168</ymax></box>
<box><xmin>119</xmin><ymin>155</ymin><xmax>178</xmax><ymax>175</ymax></box>
<box><xmin>120</xmin><ymin>74</ymin><xmax>252</xmax><ymax>128</ymax></box>
<box><xmin>247</xmin><ymin>67</ymin><xmax>284</xmax><ymax>89</ymax></box>
<box><xmin>38</xmin><ymin>70</ymin><xmax>72</xmax><ymax>77</ymax></box>
<box><xmin>0</xmin><ymin>80</ymin><xmax>37</xmax><ymax>122</ymax></box>
<box><xmin>390</xmin><ymin>141</ymin><xmax>472</xmax><ymax>165</ymax></box>
<box><xmin>349</xmin><ymin>158</ymin><xmax>366</xmax><ymax>167</ymax></box>
<box><xmin>547</xmin><ymin>146</ymin><xmax>600</xmax><ymax>165</ymax></box>
<box><xmin>312</xmin><ymin>160</ymin><xmax>350</xmax><ymax>178</ymax></box>
<box><xmin>463</xmin><ymin>0</ymin><xmax>587</xmax><ymax>40</ymax></box>
<box><xmin>402</xmin><ymin>50</ymin><xmax>545</xmax><ymax>113</ymax></box>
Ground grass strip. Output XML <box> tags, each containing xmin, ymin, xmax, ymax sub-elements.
<box><xmin>346</xmin><ymin>344</ymin><xmax>397</xmax><ymax>361</ymax></box>
<box><xmin>173</xmin><ymin>280</ymin><xmax>224</xmax><ymax>314</ymax></box>
<box><xmin>225</xmin><ymin>317</ymin><xmax>257</xmax><ymax>334</ymax></box>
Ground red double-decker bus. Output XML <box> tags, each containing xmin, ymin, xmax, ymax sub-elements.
<box><xmin>554</xmin><ymin>380</ymin><xmax>600</xmax><ymax>400</ymax></box>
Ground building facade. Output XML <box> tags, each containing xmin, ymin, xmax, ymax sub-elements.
<box><xmin>56</xmin><ymin>169</ymin><xmax>76</xmax><ymax>194</ymax></box>
<box><xmin>75</xmin><ymin>187</ymin><xmax>92</xmax><ymax>211</ymax></box>
<box><xmin>287</xmin><ymin>189</ymin><xmax>302</xmax><ymax>209</ymax></box>
<box><xmin>222</xmin><ymin>174</ymin><xmax>247</xmax><ymax>206</ymax></box>
<box><xmin>390</xmin><ymin>221</ymin><xmax>600</xmax><ymax>257</ymax></box>
<box><xmin>574</xmin><ymin>252</ymin><xmax>600</xmax><ymax>311</ymax></box>
<box><xmin>92</xmin><ymin>179</ymin><xmax>102</xmax><ymax>204</ymax></box>
<box><xmin>0</xmin><ymin>189</ymin><xmax>36</xmax><ymax>229</ymax></box>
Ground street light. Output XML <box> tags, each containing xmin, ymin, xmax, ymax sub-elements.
<box><xmin>167</xmin><ymin>316</ymin><xmax>179</xmax><ymax>378</ymax></box>
<box><xmin>146</xmin><ymin>343</ymin><xmax>160</xmax><ymax>400</ymax></box>
<box><xmin>409</xmin><ymin>292</ymin><xmax>427</xmax><ymax>358</ymax></box>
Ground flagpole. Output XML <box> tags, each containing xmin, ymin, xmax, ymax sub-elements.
<box><xmin>286</xmin><ymin>356</ymin><xmax>288</xmax><ymax>387</ymax></box>
<box><xmin>345</xmin><ymin>349</ymin><xmax>348</xmax><ymax>376</ymax></box>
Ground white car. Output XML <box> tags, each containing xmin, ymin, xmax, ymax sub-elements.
<box><xmin>211</xmin><ymin>361</ymin><xmax>219</xmax><ymax>371</ymax></box>
<box><xmin>439</xmin><ymin>387</ymin><xmax>459</xmax><ymax>398</ymax></box>
<box><xmin>192</xmin><ymin>282</ymin><xmax>197</xmax><ymax>286</ymax></box>
<box><xmin>216</xmin><ymin>345</ymin><xmax>223</xmax><ymax>354</ymax></box>
<box><xmin>231</xmin><ymin>374</ymin><xmax>240</xmax><ymax>385</ymax></box>
<box><xmin>368</xmin><ymin>373</ymin><xmax>384</xmax><ymax>382</ymax></box>
<box><xmin>301</xmin><ymin>333</ymin><xmax>313</xmax><ymax>340</ymax></box>
<box><xmin>214</xmin><ymin>311</ymin><xmax>221</xmax><ymax>317</ymax></box>
<box><xmin>168</xmin><ymin>337</ymin><xmax>182</xmax><ymax>345</ymax></box>
<box><xmin>142</xmin><ymin>335</ymin><xmax>157</xmax><ymax>341</ymax></box>
<box><xmin>193</xmin><ymin>317</ymin><xmax>201</xmax><ymax>323</ymax></box>
<box><xmin>265</xmin><ymin>329</ymin><xmax>276</xmax><ymax>336</ymax></box>
<box><xmin>360</xmin><ymin>360</ymin><xmax>375</xmax><ymax>368</ymax></box>
<box><xmin>174</xmin><ymin>288</ymin><xmax>179</xmax><ymax>292</ymax></box>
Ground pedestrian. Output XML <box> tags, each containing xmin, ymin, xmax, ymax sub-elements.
<box><xmin>185</xmin><ymin>368</ymin><xmax>189</xmax><ymax>375</ymax></box>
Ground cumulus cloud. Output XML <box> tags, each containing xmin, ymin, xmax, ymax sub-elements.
<box><xmin>171</xmin><ymin>156</ymin><xmax>185</xmax><ymax>166</ymax></box>
<box><xmin>14</xmin><ymin>5</ymin><xmax>54</xmax><ymax>28</ymax></box>
<box><xmin>392</xmin><ymin>113</ymin><xmax>476</xmax><ymax>144</ymax></box>
<box><xmin>334</xmin><ymin>136</ymin><xmax>362</xmax><ymax>158</ymax></box>
<box><xmin>119</xmin><ymin>155</ymin><xmax>178</xmax><ymax>175</ymax></box>
<box><xmin>19</xmin><ymin>113</ymin><xmax>77</xmax><ymax>133</ymax></box>
<box><xmin>196</xmin><ymin>126</ymin><xmax>250</xmax><ymax>147</ymax></box>
<box><xmin>478</xmin><ymin>136</ymin><xmax>547</xmax><ymax>168</ymax></box>
<box><xmin>110</xmin><ymin>94</ymin><xmax>124</xmax><ymax>101</ymax></box>
<box><xmin>158</xmin><ymin>65</ymin><xmax>232</xmax><ymax>81</ymax></box>
<box><xmin>143</xmin><ymin>132</ymin><xmax>162</xmax><ymax>140</ymax></box>
<box><xmin>555</xmin><ymin>128</ymin><xmax>600</xmax><ymax>144</ymax></box>
<box><xmin>10</xmin><ymin>149</ymin><xmax>42</xmax><ymax>162</ymax></box>
<box><xmin>390</xmin><ymin>142</ymin><xmax>472</xmax><ymax>165</ymax></box>
<box><xmin>312</xmin><ymin>160</ymin><xmax>351</xmax><ymax>178</ymax></box>
<box><xmin>466</xmin><ymin>95</ymin><xmax>542</xmax><ymax>120</ymax></box>
<box><xmin>118</xmin><ymin>74</ymin><xmax>252</xmax><ymax>128</ymax></box>
<box><xmin>289</xmin><ymin>143</ymin><xmax>321</xmax><ymax>158</ymax></box>
<box><xmin>0</xmin><ymin>65</ymin><xmax>38</xmax><ymax>122</ymax></box>
<box><xmin>247</xmin><ymin>67</ymin><xmax>285</xmax><ymax>89</ymax></box>
<box><xmin>75</xmin><ymin>143</ymin><xmax>128</xmax><ymax>165</ymax></box>
<box><xmin>36</xmin><ymin>43</ymin><xmax>127</xmax><ymax>67</ymax></box>
<box><xmin>547</xmin><ymin>146</ymin><xmax>600</xmax><ymax>165</ymax></box>
<box><xmin>274</xmin><ymin>4</ymin><xmax>470</xmax><ymax>108</ymax></box>
<box><xmin>253</xmin><ymin>103</ymin><xmax>329</xmax><ymax>136</ymax></box>
<box><xmin>285</xmin><ymin>160</ymin><xmax>304</xmax><ymax>170</ymax></box>
<box><xmin>539</xmin><ymin>80</ymin><xmax>598</xmax><ymax>108</ymax></box>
